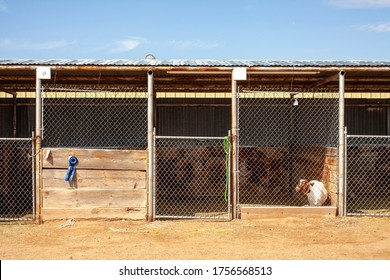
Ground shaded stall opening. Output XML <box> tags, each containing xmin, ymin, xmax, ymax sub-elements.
<box><xmin>238</xmin><ymin>90</ymin><xmax>339</xmax><ymax>207</ymax></box>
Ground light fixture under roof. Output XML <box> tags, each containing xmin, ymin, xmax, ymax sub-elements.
<box><xmin>145</xmin><ymin>54</ymin><xmax>156</xmax><ymax>60</ymax></box>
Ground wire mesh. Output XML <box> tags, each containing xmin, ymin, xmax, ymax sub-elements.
<box><xmin>0</xmin><ymin>138</ymin><xmax>34</xmax><ymax>221</ymax></box>
<box><xmin>346</xmin><ymin>135</ymin><xmax>390</xmax><ymax>216</ymax></box>
<box><xmin>42</xmin><ymin>85</ymin><xmax>147</xmax><ymax>149</ymax></box>
<box><xmin>238</xmin><ymin>89</ymin><xmax>339</xmax><ymax>206</ymax></box>
<box><xmin>155</xmin><ymin>136</ymin><xmax>230</xmax><ymax>219</ymax></box>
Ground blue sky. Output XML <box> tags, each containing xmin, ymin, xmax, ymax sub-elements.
<box><xmin>1</xmin><ymin>0</ymin><xmax>390</xmax><ymax>60</ymax></box>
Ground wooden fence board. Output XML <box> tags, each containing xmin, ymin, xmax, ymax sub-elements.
<box><xmin>42</xmin><ymin>148</ymin><xmax>147</xmax><ymax>171</ymax></box>
<box><xmin>42</xmin><ymin>208</ymin><xmax>146</xmax><ymax>221</ymax></box>
<box><xmin>240</xmin><ymin>206</ymin><xmax>337</xmax><ymax>219</ymax></box>
<box><xmin>43</xmin><ymin>169</ymin><xmax>146</xmax><ymax>190</ymax></box>
<box><xmin>43</xmin><ymin>189</ymin><xmax>146</xmax><ymax>209</ymax></box>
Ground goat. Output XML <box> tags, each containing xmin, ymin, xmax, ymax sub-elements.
<box><xmin>295</xmin><ymin>179</ymin><xmax>328</xmax><ymax>206</ymax></box>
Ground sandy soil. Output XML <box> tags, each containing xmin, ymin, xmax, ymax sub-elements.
<box><xmin>1</xmin><ymin>216</ymin><xmax>389</xmax><ymax>260</ymax></box>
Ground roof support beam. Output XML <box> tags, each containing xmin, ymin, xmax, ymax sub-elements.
<box><xmin>2</xmin><ymin>89</ymin><xmax>18</xmax><ymax>96</ymax></box>
<box><xmin>309</xmin><ymin>72</ymin><xmax>339</xmax><ymax>88</ymax></box>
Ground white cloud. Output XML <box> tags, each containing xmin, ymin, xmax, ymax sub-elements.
<box><xmin>0</xmin><ymin>38</ymin><xmax>76</xmax><ymax>50</ymax></box>
<box><xmin>109</xmin><ymin>37</ymin><xmax>146</xmax><ymax>53</ymax></box>
<box><xmin>167</xmin><ymin>39</ymin><xmax>218</xmax><ymax>49</ymax></box>
<box><xmin>0</xmin><ymin>0</ymin><xmax>8</xmax><ymax>12</ymax></box>
<box><xmin>326</xmin><ymin>0</ymin><xmax>390</xmax><ymax>8</ymax></box>
<box><xmin>358</xmin><ymin>21</ymin><xmax>390</xmax><ymax>32</ymax></box>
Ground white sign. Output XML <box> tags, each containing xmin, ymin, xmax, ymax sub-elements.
<box><xmin>232</xmin><ymin>67</ymin><xmax>247</xmax><ymax>81</ymax></box>
<box><xmin>36</xmin><ymin>66</ymin><xmax>51</xmax><ymax>79</ymax></box>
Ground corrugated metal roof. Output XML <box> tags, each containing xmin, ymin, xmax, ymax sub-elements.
<box><xmin>1</xmin><ymin>58</ymin><xmax>390</xmax><ymax>67</ymax></box>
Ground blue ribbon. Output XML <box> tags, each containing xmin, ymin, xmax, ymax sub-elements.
<box><xmin>65</xmin><ymin>156</ymin><xmax>78</xmax><ymax>182</ymax></box>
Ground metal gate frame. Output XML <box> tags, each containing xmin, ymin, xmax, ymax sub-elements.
<box><xmin>346</xmin><ymin>134</ymin><xmax>390</xmax><ymax>216</ymax></box>
<box><xmin>153</xmin><ymin>135</ymin><xmax>231</xmax><ymax>220</ymax></box>
<box><xmin>0</xmin><ymin>137</ymin><xmax>35</xmax><ymax>221</ymax></box>
<box><xmin>236</xmin><ymin>89</ymin><xmax>340</xmax><ymax>208</ymax></box>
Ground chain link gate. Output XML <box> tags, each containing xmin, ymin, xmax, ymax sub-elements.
<box><xmin>42</xmin><ymin>85</ymin><xmax>147</xmax><ymax>149</ymax></box>
<box><xmin>0</xmin><ymin>138</ymin><xmax>35</xmax><ymax>221</ymax></box>
<box><xmin>155</xmin><ymin>136</ymin><xmax>231</xmax><ymax>219</ymax></box>
<box><xmin>346</xmin><ymin>135</ymin><xmax>390</xmax><ymax>216</ymax></box>
<box><xmin>238</xmin><ymin>89</ymin><xmax>339</xmax><ymax>207</ymax></box>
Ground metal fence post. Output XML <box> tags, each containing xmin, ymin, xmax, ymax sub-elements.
<box><xmin>35</xmin><ymin>74</ymin><xmax>42</xmax><ymax>223</ymax></box>
<box><xmin>32</xmin><ymin>132</ymin><xmax>36</xmax><ymax>220</ymax></box>
<box><xmin>35</xmin><ymin>67</ymin><xmax>50</xmax><ymax>223</ymax></box>
<box><xmin>152</xmin><ymin>128</ymin><xmax>156</xmax><ymax>220</ymax></box>
<box><xmin>338</xmin><ymin>70</ymin><xmax>346</xmax><ymax>216</ymax></box>
<box><xmin>344</xmin><ymin>127</ymin><xmax>348</xmax><ymax>217</ymax></box>
<box><xmin>228</xmin><ymin>130</ymin><xmax>232</xmax><ymax>219</ymax></box>
<box><xmin>231</xmin><ymin>78</ymin><xmax>238</xmax><ymax>219</ymax></box>
<box><xmin>147</xmin><ymin>69</ymin><xmax>154</xmax><ymax>222</ymax></box>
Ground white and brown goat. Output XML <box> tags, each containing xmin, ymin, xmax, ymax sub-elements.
<box><xmin>295</xmin><ymin>179</ymin><xmax>328</xmax><ymax>206</ymax></box>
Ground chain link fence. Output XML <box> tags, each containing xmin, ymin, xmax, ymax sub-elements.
<box><xmin>155</xmin><ymin>136</ymin><xmax>231</xmax><ymax>219</ymax></box>
<box><xmin>0</xmin><ymin>138</ymin><xmax>35</xmax><ymax>221</ymax></box>
<box><xmin>238</xmin><ymin>89</ymin><xmax>339</xmax><ymax>206</ymax></box>
<box><xmin>42</xmin><ymin>85</ymin><xmax>147</xmax><ymax>149</ymax></box>
<box><xmin>346</xmin><ymin>135</ymin><xmax>390</xmax><ymax>216</ymax></box>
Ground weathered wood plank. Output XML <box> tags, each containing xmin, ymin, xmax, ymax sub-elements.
<box><xmin>43</xmin><ymin>169</ymin><xmax>146</xmax><ymax>190</ymax></box>
<box><xmin>42</xmin><ymin>148</ymin><xmax>147</xmax><ymax>171</ymax></box>
<box><xmin>42</xmin><ymin>207</ymin><xmax>146</xmax><ymax>221</ymax></box>
<box><xmin>239</xmin><ymin>206</ymin><xmax>337</xmax><ymax>219</ymax></box>
<box><xmin>43</xmin><ymin>189</ymin><xmax>146</xmax><ymax>209</ymax></box>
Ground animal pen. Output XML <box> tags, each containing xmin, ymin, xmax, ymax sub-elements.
<box><xmin>0</xmin><ymin>59</ymin><xmax>389</xmax><ymax>221</ymax></box>
<box><xmin>238</xmin><ymin>89</ymin><xmax>339</xmax><ymax>209</ymax></box>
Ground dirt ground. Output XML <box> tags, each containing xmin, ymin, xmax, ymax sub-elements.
<box><xmin>1</xmin><ymin>216</ymin><xmax>389</xmax><ymax>260</ymax></box>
